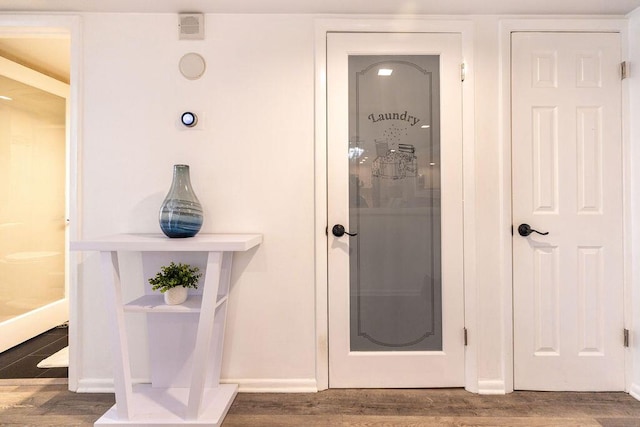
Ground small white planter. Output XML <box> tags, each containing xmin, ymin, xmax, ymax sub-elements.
<box><xmin>164</xmin><ymin>286</ymin><xmax>188</xmax><ymax>305</ymax></box>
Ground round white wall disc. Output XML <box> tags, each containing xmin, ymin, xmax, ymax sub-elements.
<box><xmin>179</xmin><ymin>53</ymin><xmax>206</xmax><ymax>80</ymax></box>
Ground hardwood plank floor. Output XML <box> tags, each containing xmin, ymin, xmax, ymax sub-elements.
<box><xmin>0</xmin><ymin>383</ymin><xmax>113</xmax><ymax>426</ymax></box>
<box><xmin>225</xmin><ymin>389</ymin><xmax>640</xmax><ymax>427</ymax></box>
<box><xmin>1</xmin><ymin>384</ymin><xmax>639</xmax><ymax>426</ymax></box>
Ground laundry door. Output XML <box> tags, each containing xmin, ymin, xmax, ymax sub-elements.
<box><xmin>327</xmin><ymin>32</ymin><xmax>465</xmax><ymax>388</ymax></box>
<box><xmin>512</xmin><ymin>32</ymin><xmax>625</xmax><ymax>390</ymax></box>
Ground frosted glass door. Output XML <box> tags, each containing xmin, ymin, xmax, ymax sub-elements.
<box><xmin>348</xmin><ymin>55</ymin><xmax>441</xmax><ymax>351</ymax></box>
<box><xmin>327</xmin><ymin>32</ymin><xmax>464</xmax><ymax>388</ymax></box>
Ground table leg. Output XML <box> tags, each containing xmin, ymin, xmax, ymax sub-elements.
<box><xmin>99</xmin><ymin>251</ymin><xmax>133</xmax><ymax>420</ymax></box>
<box><xmin>186</xmin><ymin>251</ymin><xmax>225</xmax><ymax>420</ymax></box>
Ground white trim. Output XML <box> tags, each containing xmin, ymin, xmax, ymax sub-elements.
<box><xmin>630</xmin><ymin>383</ymin><xmax>640</xmax><ymax>401</ymax></box>
<box><xmin>221</xmin><ymin>378</ymin><xmax>318</xmax><ymax>393</ymax></box>
<box><xmin>620</xmin><ymin>18</ymin><xmax>633</xmax><ymax>396</ymax></box>
<box><xmin>0</xmin><ymin>14</ymin><xmax>83</xmax><ymax>393</ymax></box>
<box><xmin>628</xmin><ymin>6</ymin><xmax>640</xmax><ymax>401</ymax></box>
<box><xmin>76</xmin><ymin>378</ymin><xmax>118</xmax><ymax>393</ymax></box>
<box><xmin>314</xmin><ymin>17</ymin><xmax>477</xmax><ymax>392</ymax></box>
<box><xmin>0</xmin><ymin>301</ymin><xmax>67</xmax><ymax>354</ymax></box>
<box><xmin>76</xmin><ymin>378</ymin><xmax>317</xmax><ymax>394</ymax></box>
<box><xmin>478</xmin><ymin>379</ymin><xmax>507</xmax><ymax>395</ymax></box>
<box><xmin>0</xmin><ymin>56</ymin><xmax>68</xmax><ymax>95</ymax></box>
<box><xmin>498</xmin><ymin>18</ymin><xmax>630</xmax><ymax>393</ymax></box>
<box><xmin>313</xmin><ymin>19</ymin><xmax>329</xmax><ymax>392</ymax></box>
<box><xmin>76</xmin><ymin>378</ymin><xmax>154</xmax><ymax>394</ymax></box>
<box><xmin>460</xmin><ymin>22</ymin><xmax>478</xmax><ymax>395</ymax></box>
<box><xmin>76</xmin><ymin>378</ymin><xmax>148</xmax><ymax>394</ymax></box>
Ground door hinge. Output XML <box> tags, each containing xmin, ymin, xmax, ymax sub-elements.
<box><xmin>624</xmin><ymin>328</ymin><xmax>630</xmax><ymax>347</ymax></box>
<box><xmin>463</xmin><ymin>328</ymin><xmax>468</xmax><ymax>346</ymax></box>
<box><xmin>621</xmin><ymin>61</ymin><xmax>628</xmax><ymax>80</ymax></box>
<box><xmin>461</xmin><ymin>63</ymin><xmax>466</xmax><ymax>82</ymax></box>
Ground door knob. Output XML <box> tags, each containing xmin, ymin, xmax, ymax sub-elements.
<box><xmin>332</xmin><ymin>224</ymin><xmax>357</xmax><ymax>237</ymax></box>
<box><xmin>518</xmin><ymin>223</ymin><xmax>549</xmax><ymax>237</ymax></box>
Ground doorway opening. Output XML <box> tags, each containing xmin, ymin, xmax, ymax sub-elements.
<box><xmin>0</xmin><ymin>29</ymin><xmax>71</xmax><ymax>378</ymax></box>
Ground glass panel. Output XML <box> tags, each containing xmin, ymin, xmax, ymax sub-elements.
<box><xmin>349</xmin><ymin>55</ymin><xmax>441</xmax><ymax>351</ymax></box>
<box><xmin>0</xmin><ymin>74</ymin><xmax>66</xmax><ymax>322</ymax></box>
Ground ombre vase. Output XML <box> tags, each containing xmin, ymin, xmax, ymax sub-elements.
<box><xmin>159</xmin><ymin>164</ymin><xmax>203</xmax><ymax>238</ymax></box>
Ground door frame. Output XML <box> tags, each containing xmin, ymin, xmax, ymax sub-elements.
<box><xmin>498</xmin><ymin>19</ymin><xmax>632</xmax><ymax>394</ymax></box>
<box><xmin>314</xmin><ymin>18</ymin><xmax>477</xmax><ymax>392</ymax></box>
<box><xmin>0</xmin><ymin>14</ymin><xmax>82</xmax><ymax>391</ymax></box>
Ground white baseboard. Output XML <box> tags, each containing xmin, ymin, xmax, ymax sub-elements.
<box><xmin>76</xmin><ymin>378</ymin><xmax>116</xmax><ymax>393</ymax></box>
<box><xmin>221</xmin><ymin>378</ymin><xmax>317</xmax><ymax>393</ymax></box>
<box><xmin>630</xmin><ymin>383</ymin><xmax>640</xmax><ymax>401</ymax></box>
<box><xmin>477</xmin><ymin>379</ymin><xmax>507</xmax><ymax>395</ymax></box>
<box><xmin>76</xmin><ymin>377</ymin><xmax>317</xmax><ymax>393</ymax></box>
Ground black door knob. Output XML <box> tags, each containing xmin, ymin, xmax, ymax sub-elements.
<box><xmin>332</xmin><ymin>224</ymin><xmax>357</xmax><ymax>237</ymax></box>
<box><xmin>518</xmin><ymin>223</ymin><xmax>549</xmax><ymax>237</ymax></box>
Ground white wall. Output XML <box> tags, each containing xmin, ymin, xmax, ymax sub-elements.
<box><xmin>57</xmin><ymin>11</ymin><xmax>637</xmax><ymax>393</ymax></box>
<box><xmin>77</xmin><ymin>13</ymin><xmax>318</xmax><ymax>391</ymax></box>
<box><xmin>471</xmin><ymin>16</ymin><xmax>506</xmax><ymax>392</ymax></box>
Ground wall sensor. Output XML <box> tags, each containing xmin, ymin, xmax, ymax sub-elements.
<box><xmin>180</xmin><ymin>112</ymin><xmax>198</xmax><ymax>127</ymax></box>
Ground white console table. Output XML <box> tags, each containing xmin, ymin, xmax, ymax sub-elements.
<box><xmin>71</xmin><ymin>233</ymin><xmax>262</xmax><ymax>426</ymax></box>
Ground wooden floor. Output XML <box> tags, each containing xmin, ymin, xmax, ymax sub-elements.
<box><xmin>1</xmin><ymin>382</ymin><xmax>640</xmax><ymax>426</ymax></box>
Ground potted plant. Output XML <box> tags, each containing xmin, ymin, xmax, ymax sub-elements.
<box><xmin>148</xmin><ymin>262</ymin><xmax>202</xmax><ymax>305</ymax></box>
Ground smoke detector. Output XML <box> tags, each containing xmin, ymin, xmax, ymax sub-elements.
<box><xmin>178</xmin><ymin>13</ymin><xmax>204</xmax><ymax>40</ymax></box>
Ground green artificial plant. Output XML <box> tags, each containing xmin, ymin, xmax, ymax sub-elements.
<box><xmin>148</xmin><ymin>262</ymin><xmax>202</xmax><ymax>293</ymax></box>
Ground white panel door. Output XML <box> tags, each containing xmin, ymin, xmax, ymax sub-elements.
<box><xmin>512</xmin><ymin>32</ymin><xmax>624</xmax><ymax>391</ymax></box>
<box><xmin>327</xmin><ymin>32</ymin><xmax>464</xmax><ymax>388</ymax></box>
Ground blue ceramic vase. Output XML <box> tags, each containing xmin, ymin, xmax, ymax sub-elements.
<box><xmin>159</xmin><ymin>164</ymin><xmax>203</xmax><ymax>238</ymax></box>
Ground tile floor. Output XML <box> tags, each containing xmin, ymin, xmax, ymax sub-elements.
<box><xmin>0</xmin><ymin>324</ymin><xmax>68</xmax><ymax>379</ymax></box>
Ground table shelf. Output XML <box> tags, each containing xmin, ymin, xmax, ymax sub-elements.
<box><xmin>71</xmin><ymin>233</ymin><xmax>262</xmax><ymax>252</ymax></box>
<box><xmin>123</xmin><ymin>295</ymin><xmax>228</xmax><ymax>314</ymax></box>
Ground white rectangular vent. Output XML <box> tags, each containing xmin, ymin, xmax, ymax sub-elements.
<box><xmin>179</xmin><ymin>13</ymin><xmax>204</xmax><ymax>40</ymax></box>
